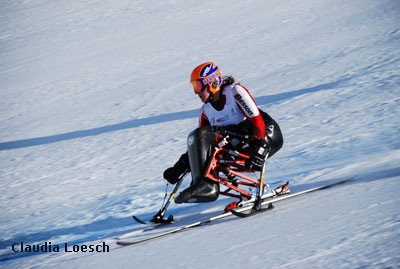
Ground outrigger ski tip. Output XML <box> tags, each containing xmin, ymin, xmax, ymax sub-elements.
<box><xmin>132</xmin><ymin>215</ymin><xmax>149</xmax><ymax>225</ymax></box>
<box><xmin>132</xmin><ymin>214</ymin><xmax>174</xmax><ymax>225</ymax></box>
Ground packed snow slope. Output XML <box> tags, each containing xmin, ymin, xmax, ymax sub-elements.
<box><xmin>1</xmin><ymin>0</ymin><xmax>399</xmax><ymax>268</ymax></box>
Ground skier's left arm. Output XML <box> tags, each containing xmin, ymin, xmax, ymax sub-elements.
<box><xmin>232</xmin><ymin>85</ymin><xmax>266</xmax><ymax>140</ymax></box>
<box><xmin>233</xmin><ymin>85</ymin><xmax>268</xmax><ymax>171</ymax></box>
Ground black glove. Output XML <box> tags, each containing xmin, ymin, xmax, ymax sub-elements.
<box><xmin>163</xmin><ymin>153</ymin><xmax>190</xmax><ymax>184</ymax></box>
<box><xmin>245</xmin><ymin>138</ymin><xmax>269</xmax><ymax>171</ymax></box>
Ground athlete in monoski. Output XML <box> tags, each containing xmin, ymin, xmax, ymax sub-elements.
<box><xmin>164</xmin><ymin>62</ymin><xmax>283</xmax><ymax>203</ymax></box>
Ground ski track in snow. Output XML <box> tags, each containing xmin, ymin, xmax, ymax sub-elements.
<box><xmin>0</xmin><ymin>0</ymin><xmax>399</xmax><ymax>268</ymax></box>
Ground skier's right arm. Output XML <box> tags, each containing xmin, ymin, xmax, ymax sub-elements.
<box><xmin>163</xmin><ymin>153</ymin><xmax>189</xmax><ymax>184</ymax></box>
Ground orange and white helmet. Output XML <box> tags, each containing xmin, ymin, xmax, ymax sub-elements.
<box><xmin>190</xmin><ymin>62</ymin><xmax>223</xmax><ymax>94</ymax></box>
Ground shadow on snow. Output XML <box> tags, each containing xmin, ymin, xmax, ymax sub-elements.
<box><xmin>2</xmin><ymin>165</ymin><xmax>399</xmax><ymax>264</ymax></box>
<box><xmin>0</xmin><ymin>77</ymin><xmax>351</xmax><ymax>151</ymax></box>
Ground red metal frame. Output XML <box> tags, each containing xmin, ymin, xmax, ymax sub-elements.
<box><xmin>204</xmin><ymin>147</ymin><xmax>264</xmax><ymax>200</ymax></box>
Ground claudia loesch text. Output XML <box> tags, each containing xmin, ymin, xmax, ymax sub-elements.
<box><xmin>12</xmin><ymin>242</ymin><xmax>110</xmax><ymax>253</ymax></box>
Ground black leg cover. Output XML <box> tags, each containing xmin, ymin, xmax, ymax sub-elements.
<box><xmin>175</xmin><ymin>127</ymin><xmax>220</xmax><ymax>204</ymax></box>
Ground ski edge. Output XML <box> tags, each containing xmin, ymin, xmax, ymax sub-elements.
<box><xmin>259</xmin><ymin>177</ymin><xmax>354</xmax><ymax>207</ymax></box>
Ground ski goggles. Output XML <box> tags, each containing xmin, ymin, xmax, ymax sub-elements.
<box><xmin>191</xmin><ymin>80</ymin><xmax>208</xmax><ymax>94</ymax></box>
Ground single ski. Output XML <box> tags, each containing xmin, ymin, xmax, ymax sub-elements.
<box><xmin>116</xmin><ymin>178</ymin><xmax>353</xmax><ymax>246</ymax></box>
<box><xmin>116</xmin><ymin>198</ymin><xmax>277</xmax><ymax>246</ymax></box>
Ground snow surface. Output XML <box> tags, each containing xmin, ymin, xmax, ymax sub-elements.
<box><xmin>1</xmin><ymin>0</ymin><xmax>399</xmax><ymax>268</ymax></box>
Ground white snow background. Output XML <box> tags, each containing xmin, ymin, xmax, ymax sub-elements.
<box><xmin>1</xmin><ymin>0</ymin><xmax>399</xmax><ymax>268</ymax></box>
